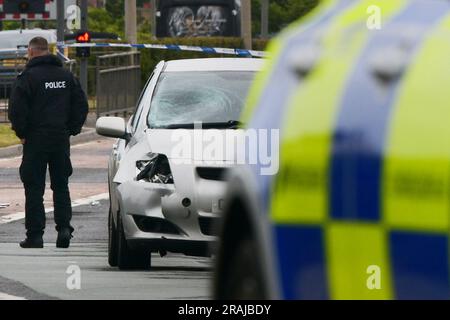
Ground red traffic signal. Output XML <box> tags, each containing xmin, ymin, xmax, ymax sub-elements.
<box><xmin>76</xmin><ymin>32</ymin><xmax>91</xmax><ymax>43</ymax></box>
<box><xmin>75</xmin><ymin>31</ymin><xmax>91</xmax><ymax>58</ymax></box>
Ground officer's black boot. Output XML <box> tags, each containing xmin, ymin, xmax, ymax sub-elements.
<box><xmin>56</xmin><ymin>228</ymin><xmax>72</xmax><ymax>248</ymax></box>
<box><xmin>19</xmin><ymin>237</ymin><xmax>44</xmax><ymax>249</ymax></box>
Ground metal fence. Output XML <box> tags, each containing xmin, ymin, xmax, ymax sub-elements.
<box><xmin>0</xmin><ymin>80</ymin><xmax>14</xmax><ymax>123</ymax></box>
<box><xmin>96</xmin><ymin>51</ymin><xmax>141</xmax><ymax>118</ymax></box>
<box><xmin>0</xmin><ymin>51</ymin><xmax>27</xmax><ymax>123</ymax></box>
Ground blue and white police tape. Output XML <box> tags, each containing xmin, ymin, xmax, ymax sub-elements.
<box><xmin>59</xmin><ymin>42</ymin><xmax>267</xmax><ymax>58</ymax></box>
<box><xmin>56</xmin><ymin>50</ymin><xmax>72</xmax><ymax>63</ymax></box>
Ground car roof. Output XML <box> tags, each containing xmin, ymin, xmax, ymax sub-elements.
<box><xmin>0</xmin><ymin>29</ymin><xmax>57</xmax><ymax>49</ymax></box>
<box><xmin>0</xmin><ymin>28</ymin><xmax>55</xmax><ymax>33</ymax></box>
<box><xmin>164</xmin><ymin>58</ymin><xmax>266</xmax><ymax>72</ymax></box>
<box><xmin>0</xmin><ymin>28</ymin><xmax>56</xmax><ymax>36</ymax></box>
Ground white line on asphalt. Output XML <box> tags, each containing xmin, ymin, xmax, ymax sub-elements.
<box><xmin>0</xmin><ymin>193</ymin><xmax>109</xmax><ymax>225</ymax></box>
<box><xmin>0</xmin><ymin>292</ymin><xmax>26</xmax><ymax>300</ymax></box>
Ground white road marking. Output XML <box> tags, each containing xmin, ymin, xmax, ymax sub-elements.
<box><xmin>0</xmin><ymin>193</ymin><xmax>109</xmax><ymax>225</ymax></box>
<box><xmin>0</xmin><ymin>292</ymin><xmax>26</xmax><ymax>300</ymax></box>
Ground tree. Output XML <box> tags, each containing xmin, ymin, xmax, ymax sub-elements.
<box><xmin>105</xmin><ymin>0</ymin><xmax>125</xmax><ymax>20</ymax></box>
<box><xmin>252</xmin><ymin>0</ymin><xmax>319</xmax><ymax>37</ymax></box>
<box><xmin>88</xmin><ymin>7</ymin><xmax>123</xmax><ymax>36</ymax></box>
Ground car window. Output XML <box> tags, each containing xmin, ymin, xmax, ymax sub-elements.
<box><xmin>147</xmin><ymin>71</ymin><xmax>256</xmax><ymax>128</ymax></box>
<box><xmin>131</xmin><ymin>72</ymin><xmax>154</xmax><ymax>132</ymax></box>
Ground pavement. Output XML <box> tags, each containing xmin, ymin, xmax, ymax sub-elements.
<box><xmin>0</xmin><ymin>137</ymin><xmax>113</xmax><ymax>217</ymax></box>
<box><xmin>0</xmin><ymin>136</ymin><xmax>212</xmax><ymax>300</ymax></box>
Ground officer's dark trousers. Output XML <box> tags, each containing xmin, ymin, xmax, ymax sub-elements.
<box><xmin>19</xmin><ymin>137</ymin><xmax>73</xmax><ymax>238</ymax></box>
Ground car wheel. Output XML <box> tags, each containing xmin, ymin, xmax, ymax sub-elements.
<box><xmin>108</xmin><ymin>207</ymin><xmax>118</xmax><ymax>267</ymax></box>
<box><xmin>224</xmin><ymin>236</ymin><xmax>267</xmax><ymax>299</ymax></box>
<box><xmin>117</xmin><ymin>211</ymin><xmax>151</xmax><ymax>270</ymax></box>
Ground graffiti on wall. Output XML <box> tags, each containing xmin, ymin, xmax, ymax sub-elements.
<box><xmin>168</xmin><ymin>6</ymin><xmax>228</xmax><ymax>37</ymax></box>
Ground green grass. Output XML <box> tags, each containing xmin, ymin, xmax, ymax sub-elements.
<box><xmin>0</xmin><ymin>124</ymin><xmax>20</xmax><ymax>148</ymax></box>
<box><xmin>88</xmin><ymin>97</ymin><xmax>96</xmax><ymax>111</ymax></box>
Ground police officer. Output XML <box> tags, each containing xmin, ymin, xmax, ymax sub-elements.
<box><xmin>8</xmin><ymin>37</ymin><xmax>88</xmax><ymax>249</ymax></box>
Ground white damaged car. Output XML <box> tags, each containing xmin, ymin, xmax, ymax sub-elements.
<box><xmin>96</xmin><ymin>58</ymin><xmax>264</xmax><ymax>269</ymax></box>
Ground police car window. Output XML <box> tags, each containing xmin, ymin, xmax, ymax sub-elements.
<box><xmin>147</xmin><ymin>71</ymin><xmax>256</xmax><ymax>128</ymax></box>
<box><xmin>131</xmin><ymin>72</ymin><xmax>154</xmax><ymax>131</ymax></box>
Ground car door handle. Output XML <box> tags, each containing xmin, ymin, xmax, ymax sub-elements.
<box><xmin>290</xmin><ymin>44</ymin><xmax>321</xmax><ymax>79</ymax></box>
<box><xmin>369</xmin><ymin>46</ymin><xmax>409</xmax><ymax>83</ymax></box>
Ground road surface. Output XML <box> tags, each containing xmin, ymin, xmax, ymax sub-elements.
<box><xmin>0</xmin><ymin>138</ymin><xmax>212</xmax><ymax>300</ymax></box>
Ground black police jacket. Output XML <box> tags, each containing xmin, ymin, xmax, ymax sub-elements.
<box><xmin>8</xmin><ymin>54</ymin><xmax>89</xmax><ymax>139</ymax></box>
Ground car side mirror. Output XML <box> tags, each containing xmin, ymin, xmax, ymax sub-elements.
<box><xmin>96</xmin><ymin>116</ymin><xmax>129</xmax><ymax>140</ymax></box>
<box><xmin>369</xmin><ymin>46</ymin><xmax>409</xmax><ymax>83</ymax></box>
<box><xmin>290</xmin><ymin>44</ymin><xmax>321</xmax><ymax>79</ymax></box>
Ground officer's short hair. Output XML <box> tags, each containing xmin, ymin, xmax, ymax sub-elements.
<box><xmin>28</xmin><ymin>37</ymin><xmax>49</xmax><ymax>52</ymax></box>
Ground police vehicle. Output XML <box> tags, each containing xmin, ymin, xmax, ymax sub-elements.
<box><xmin>214</xmin><ymin>0</ymin><xmax>450</xmax><ymax>299</ymax></box>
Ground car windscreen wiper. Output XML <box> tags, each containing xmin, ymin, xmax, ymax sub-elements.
<box><xmin>162</xmin><ymin>120</ymin><xmax>243</xmax><ymax>129</ymax></box>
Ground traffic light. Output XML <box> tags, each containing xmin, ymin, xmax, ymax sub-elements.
<box><xmin>75</xmin><ymin>31</ymin><xmax>91</xmax><ymax>58</ymax></box>
<box><xmin>65</xmin><ymin>32</ymin><xmax>119</xmax><ymax>42</ymax></box>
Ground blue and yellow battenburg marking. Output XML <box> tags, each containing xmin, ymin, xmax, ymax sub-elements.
<box><xmin>243</xmin><ymin>0</ymin><xmax>357</xmax><ymax>211</ymax></box>
<box><xmin>258</xmin><ymin>0</ymin><xmax>450</xmax><ymax>299</ymax></box>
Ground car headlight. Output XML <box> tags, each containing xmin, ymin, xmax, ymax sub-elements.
<box><xmin>136</xmin><ymin>154</ymin><xmax>174</xmax><ymax>184</ymax></box>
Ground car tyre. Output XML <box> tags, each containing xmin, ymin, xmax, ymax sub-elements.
<box><xmin>225</xmin><ymin>236</ymin><xmax>267</xmax><ymax>299</ymax></box>
<box><xmin>108</xmin><ymin>207</ymin><xmax>118</xmax><ymax>267</ymax></box>
<box><xmin>117</xmin><ymin>211</ymin><xmax>151</xmax><ymax>270</ymax></box>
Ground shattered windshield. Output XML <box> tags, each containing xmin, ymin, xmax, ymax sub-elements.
<box><xmin>148</xmin><ymin>71</ymin><xmax>256</xmax><ymax>129</ymax></box>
